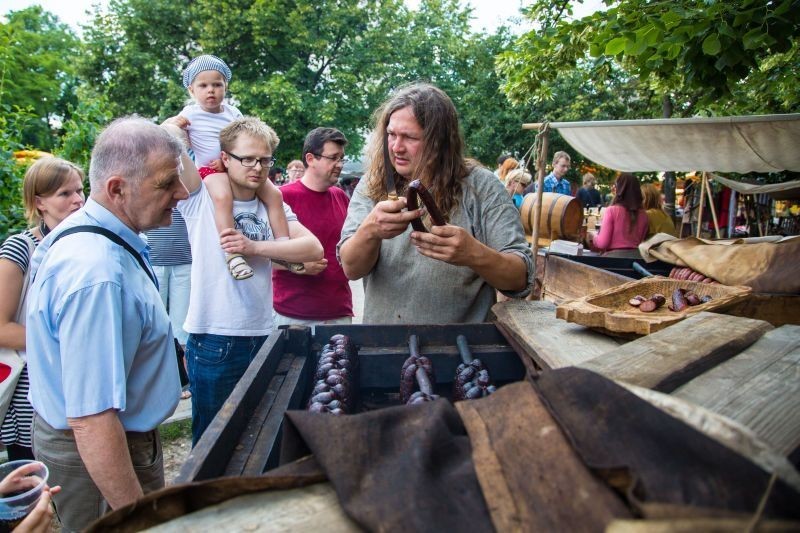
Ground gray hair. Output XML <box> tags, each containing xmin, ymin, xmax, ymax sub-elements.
<box><xmin>89</xmin><ymin>116</ymin><xmax>184</xmax><ymax>193</ymax></box>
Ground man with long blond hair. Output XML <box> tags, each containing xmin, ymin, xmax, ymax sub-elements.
<box><xmin>338</xmin><ymin>83</ymin><xmax>532</xmax><ymax>323</ymax></box>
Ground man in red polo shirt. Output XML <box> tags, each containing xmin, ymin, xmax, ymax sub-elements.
<box><xmin>273</xmin><ymin>128</ymin><xmax>353</xmax><ymax>326</ymax></box>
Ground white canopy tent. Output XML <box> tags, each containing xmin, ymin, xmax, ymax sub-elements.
<box><xmin>521</xmin><ymin>114</ymin><xmax>800</xmax><ymax>251</ymax></box>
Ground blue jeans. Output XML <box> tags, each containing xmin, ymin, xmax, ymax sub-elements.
<box><xmin>186</xmin><ymin>333</ymin><xmax>267</xmax><ymax>445</ymax></box>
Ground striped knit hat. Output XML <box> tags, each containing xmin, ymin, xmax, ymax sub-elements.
<box><xmin>182</xmin><ymin>55</ymin><xmax>232</xmax><ymax>88</ymax></box>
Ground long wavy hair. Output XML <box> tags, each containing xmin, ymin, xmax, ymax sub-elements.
<box><xmin>364</xmin><ymin>83</ymin><xmax>471</xmax><ymax>220</ymax></box>
<box><xmin>612</xmin><ymin>173</ymin><xmax>644</xmax><ymax>235</ymax></box>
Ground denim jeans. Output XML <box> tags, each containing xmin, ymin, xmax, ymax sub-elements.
<box><xmin>153</xmin><ymin>264</ymin><xmax>191</xmax><ymax>345</ymax></box>
<box><xmin>186</xmin><ymin>333</ymin><xmax>267</xmax><ymax>445</ymax></box>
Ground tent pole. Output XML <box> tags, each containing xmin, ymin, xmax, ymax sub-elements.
<box><xmin>530</xmin><ymin>124</ymin><xmax>550</xmax><ymax>282</ymax></box>
<box><xmin>728</xmin><ymin>190</ymin><xmax>736</xmax><ymax>238</ymax></box>
<box><xmin>696</xmin><ymin>174</ymin><xmax>706</xmax><ymax>238</ymax></box>
<box><xmin>703</xmin><ymin>172</ymin><xmax>721</xmax><ymax>239</ymax></box>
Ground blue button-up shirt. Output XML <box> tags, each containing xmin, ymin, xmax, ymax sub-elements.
<box><xmin>26</xmin><ymin>199</ymin><xmax>180</xmax><ymax>431</ymax></box>
<box><xmin>537</xmin><ymin>172</ymin><xmax>571</xmax><ymax>195</ymax></box>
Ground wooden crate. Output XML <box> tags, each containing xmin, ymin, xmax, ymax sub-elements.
<box><xmin>556</xmin><ymin>278</ymin><xmax>752</xmax><ymax>336</ymax></box>
<box><xmin>176</xmin><ymin>323</ymin><xmax>526</xmax><ymax>484</ymax></box>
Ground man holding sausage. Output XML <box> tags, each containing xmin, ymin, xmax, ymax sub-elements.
<box><xmin>338</xmin><ymin>83</ymin><xmax>533</xmax><ymax>323</ymax></box>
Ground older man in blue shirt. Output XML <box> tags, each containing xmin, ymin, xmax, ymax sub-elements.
<box><xmin>26</xmin><ymin>117</ymin><xmax>189</xmax><ymax>531</ymax></box>
<box><xmin>524</xmin><ymin>150</ymin><xmax>572</xmax><ymax>196</ymax></box>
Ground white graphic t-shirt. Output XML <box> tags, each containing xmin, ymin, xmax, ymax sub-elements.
<box><xmin>178</xmin><ymin>183</ymin><xmax>297</xmax><ymax>336</ymax></box>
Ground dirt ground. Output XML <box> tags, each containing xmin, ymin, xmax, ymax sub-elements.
<box><xmin>160</xmin><ymin>420</ymin><xmax>193</xmax><ymax>484</ymax></box>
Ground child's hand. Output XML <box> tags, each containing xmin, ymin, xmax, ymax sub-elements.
<box><xmin>209</xmin><ymin>159</ymin><xmax>225</xmax><ymax>172</ymax></box>
<box><xmin>163</xmin><ymin>115</ymin><xmax>190</xmax><ymax>129</ymax></box>
<box><xmin>300</xmin><ymin>259</ymin><xmax>328</xmax><ymax>276</ymax></box>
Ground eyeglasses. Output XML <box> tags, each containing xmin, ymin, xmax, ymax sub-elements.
<box><xmin>314</xmin><ymin>153</ymin><xmax>347</xmax><ymax>164</ymax></box>
<box><xmin>226</xmin><ymin>152</ymin><xmax>276</xmax><ymax>168</ymax></box>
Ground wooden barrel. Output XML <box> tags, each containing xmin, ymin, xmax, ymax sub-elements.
<box><xmin>520</xmin><ymin>192</ymin><xmax>582</xmax><ymax>242</ymax></box>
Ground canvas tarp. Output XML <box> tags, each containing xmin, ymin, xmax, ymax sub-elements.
<box><xmin>709</xmin><ymin>172</ymin><xmax>800</xmax><ymax>197</ymax></box>
<box><xmin>533</xmin><ymin>114</ymin><xmax>800</xmax><ymax>173</ymax></box>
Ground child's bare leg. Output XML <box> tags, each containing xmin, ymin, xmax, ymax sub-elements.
<box><xmin>256</xmin><ymin>179</ymin><xmax>289</xmax><ymax>239</ymax></box>
<box><xmin>206</xmin><ymin>172</ymin><xmax>253</xmax><ymax>280</ymax></box>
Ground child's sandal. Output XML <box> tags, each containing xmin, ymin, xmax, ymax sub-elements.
<box><xmin>226</xmin><ymin>253</ymin><xmax>254</xmax><ymax>280</ymax></box>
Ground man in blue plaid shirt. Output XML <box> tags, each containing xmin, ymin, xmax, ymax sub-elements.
<box><xmin>524</xmin><ymin>151</ymin><xmax>572</xmax><ymax>196</ymax></box>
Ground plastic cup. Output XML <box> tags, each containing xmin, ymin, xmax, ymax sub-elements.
<box><xmin>0</xmin><ymin>460</ymin><xmax>49</xmax><ymax>531</ymax></box>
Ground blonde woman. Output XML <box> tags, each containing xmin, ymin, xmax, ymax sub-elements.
<box><xmin>577</xmin><ymin>172</ymin><xmax>603</xmax><ymax>208</ymax></box>
<box><xmin>504</xmin><ymin>169</ymin><xmax>532</xmax><ymax>209</ymax></box>
<box><xmin>0</xmin><ymin>157</ymin><xmax>85</xmax><ymax>460</ymax></box>
<box><xmin>642</xmin><ymin>183</ymin><xmax>676</xmax><ymax>238</ymax></box>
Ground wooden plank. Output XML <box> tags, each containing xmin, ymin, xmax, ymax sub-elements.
<box><xmin>223</xmin><ymin>370</ymin><xmax>287</xmax><ymax>477</ymax></box>
<box><xmin>456</xmin><ymin>382</ymin><xmax>631</xmax><ymax>531</ymax></box>
<box><xmin>607</xmin><ymin>518</ymin><xmax>800</xmax><ymax>532</ymax></box>
<box><xmin>542</xmin><ymin>254</ymin><xmax>630</xmax><ymax>304</ymax></box>
<box><xmin>148</xmin><ymin>482</ymin><xmax>360</xmax><ymax>532</ymax></box>
<box><xmin>726</xmin><ymin>293</ymin><xmax>800</xmax><ymax>327</ymax></box>
<box><xmin>492</xmin><ymin>299</ymin><xmax>622</xmax><ymax>369</ymax></box>
<box><xmin>579</xmin><ymin>312</ymin><xmax>773</xmax><ymax>393</ymax></box>
<box><xmin>673</xmin><ymin>325</ymin><xmax>800</xmax><ymax>455</ymax></box>
<box><xmin>241</xmin><ymin>353</ymin><xmax>312</xmax><ymax>475</ymax></box>
<box><xmin>176</xmin><ymin>329</ymin><xmax>301</xmax><ymax>483</ymax></box>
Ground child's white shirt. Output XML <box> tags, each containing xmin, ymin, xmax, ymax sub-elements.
<box><xmin>180</xmin><ymin>103</ymin><xmax>243</xmax><ymax>167</ymax></box>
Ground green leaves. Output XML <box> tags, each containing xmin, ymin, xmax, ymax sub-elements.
<box><xmin>605</xmin><ymin>37</ymin><xmax>627</xmax><ymax>56</ymax></box>
<box><xmin>702</xmin><ymin>33</ymin><xmax>721</xmax><ymax>55</ymax></box>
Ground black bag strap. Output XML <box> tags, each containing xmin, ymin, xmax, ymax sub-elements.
<box><xmin>51</xmin><ymin>225</ymin><xmax>157</xmax><ymax>287</ymax></box>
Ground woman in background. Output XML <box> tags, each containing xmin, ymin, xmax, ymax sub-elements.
<box><xmin>591</xmin><ymin>173</ymin><xmax>648</xmax><ymax>257</ymax></box>
<box><xmin>642</xmin><ymin>183</ymin><xmax>677</xmax><ymax>238</ymax></box>
<box><xmin>504</xmin><ymin>169</ymin><xmax>532</xmax><ymax>209</ymax></box>
<box><xmin>497</xmin><ymin>157</ymin><xmax>519</xmax><ymax>183</ymax></box>
<box><xmin>0</xmin><ymin>157</ymin><xmax>85</xmax><ymax>460</ymax></box>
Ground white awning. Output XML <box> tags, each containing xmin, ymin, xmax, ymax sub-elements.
<box><xmin>524</xmin><ymin>114</ymin><xmax>800</xmax><ymax>173</ymax></box>
<box><xmin>709</xmin><ymin>173</ymin><xmax>800</xmax><ymax>194</ymax></box>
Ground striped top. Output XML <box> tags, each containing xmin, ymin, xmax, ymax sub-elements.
<box><xmin>0</xmin><ymin>229</ymin><xmax>37</xmax><ymax>273</ymax></box>
<box><xmin>144</xmin><ymin>209</ymin><xmax>192</xmax><ymax>266</ymax></box>
<box><xmin>0</xmin><ymin>229</ymin><xmax>38</xmax><ymax>448</ymax></box>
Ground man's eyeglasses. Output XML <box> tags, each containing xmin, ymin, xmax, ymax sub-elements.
<box><xmin>314</xmin><ymin>154</ymin><xmax>347</xmax><ymax>164</ymax></box>
<box><xmin>226</xmin><ymin>152</ymin><xmax>276</xmax><ymax>168</ymax></box>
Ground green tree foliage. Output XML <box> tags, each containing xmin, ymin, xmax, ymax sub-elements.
<box><xmin>498</xmin><ymin>0</ymin><xmax>800</xmax><ymax>116</ymax></box>
<box><xmin>55</xmin><ymin>87</ymin><xmax>113</xmax><ymax>175</ymax></box>
<box><xmin>77</xmin><ymin>0</ymin><xmax>534</xmax><ymax>165</ymax></box>
<box><xmin>0</xmin><ymin>6</ymin><xmax>80</xmax><ymax>149</ymax></box>
<box><xmin>0</xmin><ymin>106</ymin><xmax>36</xmax><ymax>239</ymax></box>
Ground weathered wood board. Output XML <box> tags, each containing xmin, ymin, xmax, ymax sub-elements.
<box><xmin>143</xmin><ymin>482</ymin><xmax>360</xmax><ymax>533</ymax></box>
<box><xmin>492</xmin><ymin>299</ymin><xmax>621</xmax><ymax>370</ymax></box>
<box><xmin>673</xmin><ymin>325</ymin><xmax>800</xmax><ymax>455</ymax></box>
<box><xmin>542</xmin><ymin>254</ymin><xmax>630</xmax><ymax>303</ymax></box>
<box><xmin>578</xmin><ymin>312</ymin><xmax>773</xmax><ymax>392</ymax></box>
<box><xmin>726</xmin><ymin>294</ymin><xmax>800</xmax><ymax>327</ymax></box>
<box><xmin>457</xmin><ymin>382</ymin><xmax>631</xmax><ymax>532</ymax></box>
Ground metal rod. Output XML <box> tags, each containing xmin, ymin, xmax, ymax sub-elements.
<box><xmin>456</xmin><ymin>335</ymin><xmax>473</xmax><ymax>365</ymax></box>
<box><xmin>415</xmin><ymin>367</ymin><xmax>434</xmax><ymax>396</ymax></box>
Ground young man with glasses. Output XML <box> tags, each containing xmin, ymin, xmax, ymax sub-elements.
<box><xmin>272</xmin><ymin>127</ymin><xmax>354</xmax><ymax>327</ymax></box>
<box><xmin>167</xmin><ymin>116</ymin><xmax>323</xmax><ymax>444</ymax></box>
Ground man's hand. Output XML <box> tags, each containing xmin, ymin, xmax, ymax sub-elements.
<box><xmin>409</xmin><ymin>224</ymin><xmax>478</xmax><ymax>266</ymax></box>
<box><xmin>219</xmin><ymin>228</ymin><xmax>254</xmax><ymax>256</ymax></box>
<box><xmin>208</xmin><ymin>158</ymin><xmax>225</xmax><ymax>172</ymax></box>
<box><xmin>364</xmin><ymin>197</ymin><xmax>423</xmax><ymax>241</ymax></box>
<box><xmin>299</xmin><ymin>258</ymin><xmax>328</xmax><ymax>276</ymax></box>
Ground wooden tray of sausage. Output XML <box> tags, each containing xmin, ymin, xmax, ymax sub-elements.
<box><xmin>176</xmin><ymin>324</ymin><xmax>527</xmax><ymax>484</ymax></box>
<box><xmin>556</xmin><ymin>277</ymin><xmax>752</xmax><ymax>336</ymax></box>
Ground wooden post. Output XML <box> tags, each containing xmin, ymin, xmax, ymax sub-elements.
<box><xmin>530</xmin><ymin>124</ymin><xmax>550</xmax><ymax>277</ymax></box>
<box><xmin>728</xmin><ymin>190</ymin><xmax>737</xmax><ymax>238</ymax></box>
<box><xmin>696</xmin><ymin>174</ymin><xmax>706</xmax><ymax>238</ymax></box>
<box><xmin>703</xmin><ymin>172</ymin><xmax>721</xmax><ymax>239</ymax></box>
